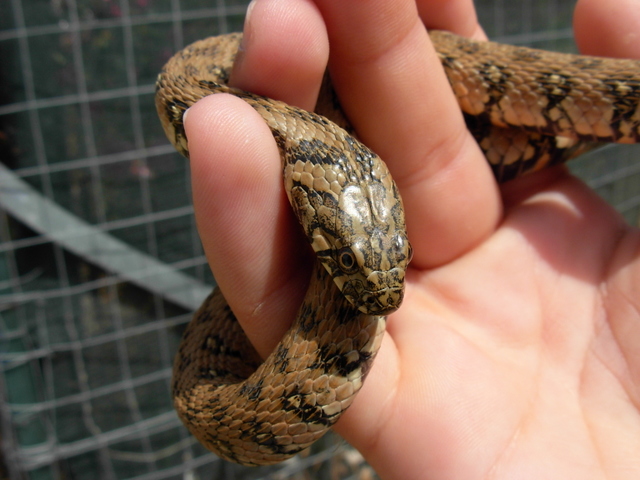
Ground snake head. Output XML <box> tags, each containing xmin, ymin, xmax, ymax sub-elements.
<box><xmin>280</xmin><ymin>109</ymin><xmax>412</xmax><ymax>316</ymax></box>
<box><xmin>288</xmin><ymin>160</ymin><xmax>412</xmax><ymax>316</ymax></box>
<box><xmin>327</xmin><ymin>230</ymin><xmax>412</xmax><ymax>315</ymax></box>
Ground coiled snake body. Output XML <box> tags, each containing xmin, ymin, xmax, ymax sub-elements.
<box><xmin>155</xmin><ymin>30</ymin><xmax>640</xmax><ymax>465</ymax></box>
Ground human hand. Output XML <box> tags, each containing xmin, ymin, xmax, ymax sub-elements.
<box><xmin>183</xmin><ymin>0</ymin><xmax>640</xmax><ymax>478</ymax></box>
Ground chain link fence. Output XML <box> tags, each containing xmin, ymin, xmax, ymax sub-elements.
<box><xmin>1</xmin><ymin>0</ymin><xmax>639</xmax><ymax>479</ymax></box>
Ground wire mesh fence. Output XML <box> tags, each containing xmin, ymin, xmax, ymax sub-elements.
<box><xmin>1</xmin><ymin>0</ymin><xmax>639</xmax><ymax>479</ymax></box>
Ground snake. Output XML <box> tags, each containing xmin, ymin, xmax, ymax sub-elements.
<box><xmin>155</xmin><ymin>30</ymin><xmax>640</xmax><ymax>466</ymax></box>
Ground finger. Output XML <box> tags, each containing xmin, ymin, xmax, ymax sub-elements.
<box><xmin>184</xmin><ymin>0</ymin><xmax>331</xmax><ymax>359</ymax></box>
<box><xmin>311</xmin><ymin>0</ymin><xmax>502</xmax><ymax>268</ymax></box>
<box><xmin>574</xmin><ymin>0</ymin><xmax>640</xmax><ymax>59</ymax></box>
<box><xmin>185</xmin><ymin>95</ymin><xmax>312</xmax><ymax>359</ymax></box>
<box><xmin>230</xmin><ymin>0</ymin><xmax>329</xmax><ymax>111</ymax></box>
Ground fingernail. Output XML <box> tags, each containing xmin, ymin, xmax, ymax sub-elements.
<box><xmin>242</xmin><ymin>0</ymin><xmax>257</xmax><ymax>47</ymax></box>
<box><xmin>245</xmin><ymin>0</ymin><xmax>257</xmax><ymax>24</ymax></box>
<box><xmin>234</xmin><ymin>0</ymin><xmax>256</xmax><ymax>67</ymax></box>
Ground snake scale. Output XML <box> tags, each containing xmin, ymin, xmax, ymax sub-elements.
<box><xmin>155</xmin><ymin>30</ymin><xmax>640</xmax><ymax>465</ymax></box>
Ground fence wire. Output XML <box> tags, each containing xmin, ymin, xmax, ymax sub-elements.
<box><xmin>1</xmin><ymin>0</ymin><xmax>639</xmax><ymax>479</ymax></box>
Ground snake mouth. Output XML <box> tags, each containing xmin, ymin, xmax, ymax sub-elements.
<box><xmin>340</xmin><ymin>268</ymin><xmax>406</xmax><ymax>315</ymax></box>
<box><xmin>343</xmin><ymin>286</ymin><xmax>404</xmax><ymax>316</ymax></box>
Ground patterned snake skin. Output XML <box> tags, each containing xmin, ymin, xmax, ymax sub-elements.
<box><xmin>155</xmin><ymin>30</ymin><xmax>640</xmax><ymax>465</ymax></box>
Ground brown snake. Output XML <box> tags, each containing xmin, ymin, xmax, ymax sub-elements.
<box><xmin>155</xmin><ymin>30</ymin><xmax>640</xmax><ymax>465</ymax></box>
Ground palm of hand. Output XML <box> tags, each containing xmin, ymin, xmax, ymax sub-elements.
<box><xmin>362</xmin><ymin>174</ymin><xmax>640</xmax><ymax>478</ymax></box>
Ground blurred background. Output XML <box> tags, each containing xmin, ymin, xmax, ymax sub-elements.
<box><xmin>1</xmin><ymin>0</ymin><xmax>639</xmax><ymax>478</ymax></box>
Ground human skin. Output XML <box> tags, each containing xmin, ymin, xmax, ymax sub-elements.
<box><xmin>182</xmin><ymin>0</ymin><xmax>640</xmax><ymax>478</ymax></box>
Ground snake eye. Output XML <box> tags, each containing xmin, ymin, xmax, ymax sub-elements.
<box><xmin>393</xmin><ymin>234</ymin><xmax>412</xmax><ymax>263</ymax></box>
<box><xmin>337</xmin><ymin>247</ymin><xmax>358</xmax><ymax>273</ymax></box>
